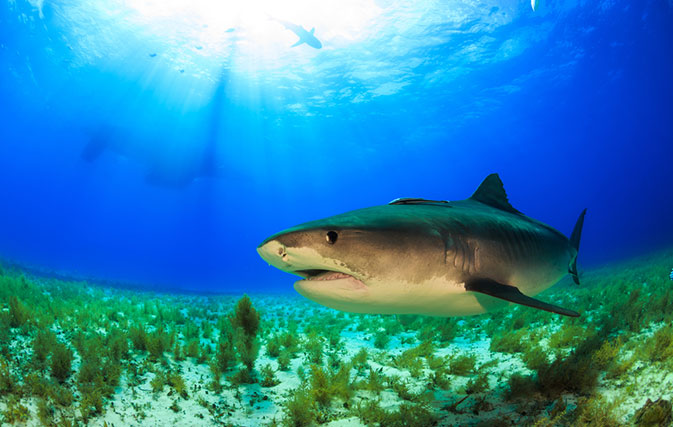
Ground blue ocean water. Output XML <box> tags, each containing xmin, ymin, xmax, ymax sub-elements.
<box><xmin>0</xmin><ymin>0</ymin><xmax>671</xmax><ymax>293</ymax></box>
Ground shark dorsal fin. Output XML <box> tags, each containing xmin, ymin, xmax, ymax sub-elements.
<box><xmin>310</xmin><ymin>27</ymin><xmax>315</xmax><ymax>34</ymax></box>
<box><xmin>470</xmin><ymin>174</ymin><xmax>521</xmax><ymax>214</ymax></box>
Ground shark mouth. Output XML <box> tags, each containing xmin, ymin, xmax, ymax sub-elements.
<box><xmin>294</xmin><ymin>270</ymin><xmax>366</xmax><ymax>287</ymax></box>
<box><xmin>295</xmin><ymin>269</ymin><xmax>353</xmax><ymax>280</ymax></box>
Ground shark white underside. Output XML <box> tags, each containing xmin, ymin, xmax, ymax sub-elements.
<box><xmin>294</xmin><ymin>276</ymin><xmax>511</xmax><ymax>316</ymax></box>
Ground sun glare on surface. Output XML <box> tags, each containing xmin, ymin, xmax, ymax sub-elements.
<box><xmin>123</xmin><ymin>0</ymin><xmax>382</xmax><ymax>50</ymax></box>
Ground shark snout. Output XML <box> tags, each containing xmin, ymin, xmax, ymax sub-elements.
<box><xmin>257</xmin><ymin>239</ymin><xmax>290</xmax><ymax>270</ymax></box>
<box><xmin>258</xmin><ymin>235</ymin><xmax>334</xmax><ymax>277</ymax></box>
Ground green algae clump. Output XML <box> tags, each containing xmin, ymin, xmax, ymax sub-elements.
<box><xmin>51</xmin><ymin>341</ymin><xmax>74</xmax><ymax>383</ymax></box>
<box><xmin>633</xmin><ymin>398</ymin><xmax>673</xmax><ymax>426</ymax></box>
<box><xmin>231</xmin><ymin>294</ymin><xmax>261</xmax><ymax>382</ymax></box>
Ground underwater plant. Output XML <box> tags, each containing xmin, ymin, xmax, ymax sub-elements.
<box><xmin>309</xmin><ymin>365</ymin><xmax>332</xmax><ymax>406</ymax></box>
<box><xmin>25</xmin><ymin>372</ymin><xmax>51</xmax><ymax>398</ymax></box>
<box><xmin>464</xmin><ymin>371</ymin><xmax>490</xmax><ymax>395</ymax></box>
<box><xmin>330</xmin><ymin>363</ymin><xmax>354</xmax><ymax>402</ymax></box>
<box><xmin>215</xmin><ymin>320</ymin><xmax>236</xmax><ymax>372</ymax></box>
<box><xmin>352</xmin><ymin>347</ymin><xmax>370</xmax><ymax>373</ymax></box>
<box><xmin>417</xmin><ymin>317</ymin><xmax>459</xmax><ymax>344</ymax></box>
<box><xmin>147</xmin><ymin>327</ymin><xmax>169</xmax><ymax>360</ymax></box>
<box><xmin>573</xmin><ymin>395</ymin><xmax>623</xmax><ymax>426</ymax></box>
<box><xmin>51</xmin><ymin>341</ymin><xmax>74</xmax><ymax>383</ymax></box>
<box><xmin>278</xmin><ymin>349</ymin><xmax>292</xmax><ymax>371</ymax></box>
<box><xmin>230</xmin><ymin>294</ymin><xmax>261</xmax><ymax>382</ymax></box>
<box><xmin>489</xmin><ymin>328</ymin><xmax>530</xmax><ymax>354</ymax></box>
<box><xmin>2</xmin><ymin>396</ymin><xmax>30</xmax><ymax>424</ymax></box>
<box><xmin>266</xmin><ymin>334</ymin><xmax>282</xmax><ymax>357</ymax></box>
<box><xmin>548</xmin><ymin>323</ymin><xmax>588</xmax><ymax>349</ymax></box>
<box><xmin>304</xmin><ymin>331</ymin><xmax>324</xmax><ymax>365</ymax></box>
<box><xmin>185</xmin><ymin>338</ymin><xmax>200</xmax><ymax>359</ymax></box>
<box><xmin>640</xmin><ymin>323</ymin><xmax>673</xmax><ymax>362</ymax></box>
<box><xmin>448</xmin><ymin>354</ymin><xmax>477</xmax><ymax>376</ymax></box>
<box><xmin>260</xmin><ymin>363</ymin><xmax>280</xmax><ymax>387</ymax></box>
<box><xmin>8</xmin><ymin>295</ymin><xmax>30</xmax><ymax>329</ymax></box>
<box><xmin>0</xmin><ymin>357</ymin><xmax>16</xmax><ymax>396</ymax></box>
<box><xmin>351</xmin><ymin>399</ymin><xmax>438</xmax><ymax>427</ymax></box>
<box><xmin>391</xmin><ymin>378</ymin><xmax>424</xmax><ymax>401</ymax></box>
<box><xmin>359</xmin><ymin>367</ymin><xmax>386</xmax><ymax>394</ymax></box>
<box><xmin>129</xmin><ymin>325</ymin><xmax>148</xmax><ymax>352</ymax></box>
<box><xmin>521</xmin><ymin>345</ymin><xmax>549</xmax><ymax>371</ymax></box>
<box><xmin>78</xmin><ymin>385</ymin><xmax>104</xmax><ymax>422</ymax></box>
<box><xmin>151</xmin><ymin>371</ymin><xmax>167</xmax><ymax>393</ymax></box>
<box><xmin>167</xmin><ymin>371</ymin><xmax>189</xmax><ymax>399</ymax></box>
<box><xmin>282</xmin><ymin>387</ymin><xmax>317</xmax><ymax>427</ymax></box>
<box><xmin>505</xmin><ymin>373</ymin><xmax>536</xmax><ymax>400</ymax></box>
<box><xmin>632</xmin><ymin>398</ymin><xmax>672</xmax><ymax>426</ymax></box>
<box><xmin>36</xmin><ymin>398</ymin><xmax>55</xmax><ymax>425</ymax></box>
<box><xmin>107</xmin><ymin>328</ymin><xmax>129</xmax><ymax>361</ymax></box>
<box><xmin>591</xmin><ymin>337</ymin><xmax>622</xmax><ymax>370</ymax></box>
<box><xmin>50</xmin><ymin>382</ymin><xmax>75</xmax><ymax>408</ymax></box>
<box><xmin>350</xmin><ymin>399</ymin><xmax>388</xmax><ymax>425</ymax></box>
<box><xmin>32</xmin><ymin>329</ymin><xmax>56</xmax><ymax>370</ymax></box>
<box><xmin>231</xmin><ymin>294</ymin><xmax>260</xmax><ymax>337</ymax></box>
<box><xmin>393</xmin><ymin>340</ymin><xmax>434</xmax><ymax>377</ymax></box>
<box><xmin>374</xmin><ymin>330</ymin><xmax>391</xmax><ymax>349</ymax></box>
<box><xmin>172</xmin><ymin>342</ymin><xmax>185</xmax><ymax>361</ymax></box>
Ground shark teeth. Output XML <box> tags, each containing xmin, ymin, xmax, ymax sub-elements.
<box><xmin>295</xmin><ymin>269</ymin><xmax>356</xmax><ymax>281</ymax></box>
<box><xmin>311</xmin><ymin>271</ymin><xmax>353</xmax><ymax>281</ymax></box>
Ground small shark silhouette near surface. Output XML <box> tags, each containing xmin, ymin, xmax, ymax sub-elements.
<box><xmin>274</xmin><ymin>19</ymin><xmax>322</xmax><ymax>49</ymax></box>
<box><xmin>258</xmin><ymin>174</ymin><xmax>586</xmax><ymax>317</ymax></box>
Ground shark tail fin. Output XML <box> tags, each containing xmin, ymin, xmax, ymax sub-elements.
<box><xmin>568</xmin><ymin>208</ymin><xmax>587</xmax><ymax>285</ymax></box>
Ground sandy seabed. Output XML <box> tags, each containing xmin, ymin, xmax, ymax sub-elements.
<box><xmin>0</xmin><ymin>250</ymin><xmax>672</xmax><ymax>426</ymax></box>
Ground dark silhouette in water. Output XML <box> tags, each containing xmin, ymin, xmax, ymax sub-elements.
<box><xmin>274</xmin><ymin>19</ymin><xmax>322</xmax><ymax>49</ymax></box>
<box><xmin>81</xmin><ymin>124</ymin><xmax>220</xmax><ymax>189</ymax></box>
<box><xmin>81</xmin><ymin>71</ymin><xmax>230</xmax><ymax>189</ymax></box>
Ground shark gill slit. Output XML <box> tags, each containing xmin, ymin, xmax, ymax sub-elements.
<box><xmin>520</xmin><ymin>227</ymin><xmax>538</xmax><ymax>258</ymax></box>
<box><xmin>453</xmin><ymin>237</ymin><xmax>465</xmax><ymax>271</ymax></box>
<box><xmin>448</xmin><ymin>235</ymin><xmax>476</xmax><ymax>275</ymax></box>
<box><xmin>513</xmin><ymin>227</ymin><xmax>526</xmax><ymax>259</ymax></box>
<box><xmin>500</xmin><ymin>226</ymin><xmax>516</xmax><ymax>262</ymax></box>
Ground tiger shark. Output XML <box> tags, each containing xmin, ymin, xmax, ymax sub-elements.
<box><xmin>257</xmin><ymin>174</ymin><xmax>585</xmax><ymax>317</ymax></box>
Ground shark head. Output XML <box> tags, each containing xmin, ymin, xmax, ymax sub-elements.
<box><xmin>257</xmin><ymin>205</ymin><xmax>448</xmax><ymax>314</ymax></box>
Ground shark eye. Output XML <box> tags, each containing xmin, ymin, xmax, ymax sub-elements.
<box><xmin>326</xmin><ymin>231</ymin><xmax>338</xmax><ymax>245</ymax></box>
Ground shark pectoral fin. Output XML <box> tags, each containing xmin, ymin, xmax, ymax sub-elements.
<box><xmin>310</xmin><ymin>27</ymin><xmax>315</xmax><ymax>34</ymax></box>
<box><xmin>291</xmin><ymin>39</ymin><xmax>304</xmax><ymax>47</ymax></box>
<box><xmin>465</xmin><ymin>278</ymin><xmax>580</xmax><ymax>317</ymax></box>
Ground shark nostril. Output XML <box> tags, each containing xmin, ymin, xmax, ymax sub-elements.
<box><xmin>277</xmin><ymin>247</ymin><xmax>284</xmax><ymax>256</ymax></box>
